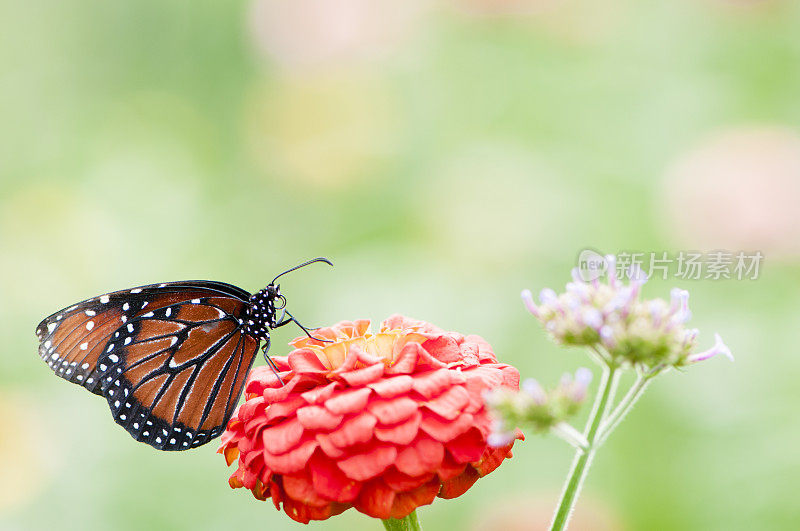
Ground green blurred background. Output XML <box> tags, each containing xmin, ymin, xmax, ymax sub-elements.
<box><xmin>2</xmin><ymin>0</ymin><xmax>799</xmax><ymax>529</ymax></box>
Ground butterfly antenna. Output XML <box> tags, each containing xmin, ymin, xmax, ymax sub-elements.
<box><xmin>271</xmin><ymin>257</ymin><xmax>333</xmax><ymax>285</ymax></box>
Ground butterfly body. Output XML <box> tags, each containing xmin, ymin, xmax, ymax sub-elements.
<box><xmin>243</xmin><ymin>285</ymin><xmax>282</xmax><ymax>340</ymax></box>
<box><xmin>35</xmin><ymin>258</ymin><xmax>331</xmax><ymax>451</ymax></box>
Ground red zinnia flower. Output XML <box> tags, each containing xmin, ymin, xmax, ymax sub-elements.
<box><xmin>219</xmin><ymin>315</ymin><xmax>523</xmax><ymax>523</ymax></box>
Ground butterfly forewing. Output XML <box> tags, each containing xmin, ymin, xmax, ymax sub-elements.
<box><xmin>35</xmin><ymin>281</ymin><xmax>260</xmax><ymax>450</ymax></box>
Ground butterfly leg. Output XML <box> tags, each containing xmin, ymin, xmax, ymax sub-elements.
<box><xmin>275</xmin><ymin>310</ymin><xmax>332</xmax><ymax>343</ymax></box>
<box><xmin>261</xmin><ymin>338</ymin><xmax>285</xmax><ymax>387</ymax></box>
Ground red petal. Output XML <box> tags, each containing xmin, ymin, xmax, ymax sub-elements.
<box><xmin>412</xmin><ymin>369</ymin><xmax>455</xmax><ymax>399</ymax></box>
<box><xmin>281</xmin><ymin>495</ymin><xmax>333</xmax><ymax>524</ymax></box>
<box><xmin>324</xmin><ymin>387</ymin><xmax>372</xmax><ymax>415</ymax></box>
<box><xmin>282</xmin><ymin>472</ymin><xmax>330</xmax><ymax>507</ymax></box>
<box><xmin>315</xmin><ymin>432</ymin><xmax>346</xmax><ymax>458</ymax></box>
<box><xmin>374</xmin><ymin>411</ymin><xmax>421</xmax><ymax>445</ymax></box>
<box><xmin>389</xmin><ymin>477</ymin><xmax>440</xmax><ymax>519</ymax></box>
<box><xmin>262</xmin><ymin>438</ymin><xmax>318</xmax><ymax>474</ymax></box>
<box><xmin>420</xmin><ymin>412</ymin><xmax>474</xmax><ymax>442</ymax></box>
<box><xmin>263</xmin><ymin>394</ymin><xmax>306</xmax><ymax>424</ymax></box>
<box><xmin>368</xmin><ymin>396</ymin><xmax>418</xmax><ymax>425</ymax></box>
<box><xmin>338</xmin><ymin>363</ymin><xmax>385</xmax><ymax>386</ymax></box>
<box><xmin>261</xmin><ymin>417</ymin><xmax>304</xmax><ymax>454</ymax></box>
<box><xmin>382</xmin><ymin>467</ymin><xmax>436</xmax><ymax>492</ymax></box>
<box><xmin>436</xmin><ymin>452</ymin><xmax>467</xmax><ymax>481</ymax></box>
<box><xmin>386</xmin><ymin>342</ymin><xmax>425</xmax><ymax>374</ymax></box>
<box><xmin>262</xmin><ymin>374</ymin><xmax>303</xmax><ymax>402</ymax></box>
<box><xmin>288</xmin><ymin>348</ymin><xmax>329</xmax><ymax>373</ymax></box>
<box><xmin>237</xmin><ymin>396</ymin><xmax>266</xmax><ymax>423</ymax></box>
<box><xmin>337</xmin><ymin>445</ymin><xmax>398</xmax><ymax>481</ymax></box>
<box><xmin>474</xmin><ymin>445</ymin><xmax>513</xmax><ymax>476</ymax></box>
<box><xmin>297</xmin><ymin>405</ymin><xmax>344</xmax><ymax>431</ymax></box>
<box><xmin>327</xmin><ymin>411</ymin><xmax>378</xmax><ymax>447</ymax></box>
<box><xmin>421</xmin><ymin>334</ymin><xmax>462</xmax><ymax>363</ymax></box>
<box><xmin>368</xmin><ymin>375</ymin><xmax>414</xmax><ymax>397</ymax></box>
<box><xmin>395</xmin><ymin>436</ymin><xmax>444</xmax><ymax>477</ymax></box>
<box><xmin>354</xmin><ymin>479</ymin><xmax>396</xmax><ymax>519</ymax></box>
<box><xmin>500</xmin><ymin>365</ymin><xmax>520</xmax><ymax>388</ymax></box>
<box><xmin>445</xmin><ymin>428</ymin><xmax>485</xmax><ymax>464</ymax></box>
<box><xmin>424</xmin><ymin>385</ymin><xmax>470</xmax><ymax>420</ymax></box>
<box><xmin>438</xmin><ymin>466</ymin><xmax>480</xmax><ymax>499</ymax></box>
<box><xmin>308</xmin><ymin>451</ymin><xmax>362</xmax><ymax>503</ymax></box>
<box><xmin>301</xmin><ymin>381</ymin><xmax>338</xmax><ymax>404</ymax></box>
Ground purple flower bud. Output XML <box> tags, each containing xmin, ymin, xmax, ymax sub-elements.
<box><xmin>687</xmin><ymin>333</ymin><xmax>734</xmax><ymax>363</ymax></box>
<box><xmin>570</xmin><ymin>367</ymin><xmax>593</xmax><ymax>401</ymax></box>
<box><xmin>604</xmin><ymin>287</ymin><xmax>633</xmax><ymax>314</ymax></box>
<box><xmin>599</xmin><ymin>325</ymin><xmax>616</xmax><ymax>347</ymax></box>
<box><xmin>522</xmin><ymin>378</ymin><xmax>547</xmax><ymax>404</ymax></box>
<box><xmin>487</xmin><ymin>431</ymin><xmax>516</xmax><ymax>448</ymax></box>
<box><xmin>581</xmin><ymin>308</ymin><xmax>603</xmax><ymax>330</ymax></box>
<box><xmin>539</xmin><ymin>288</ymin><xmax>558</xmax><ymax>305</ymax></box>
<box><xmin>566</xmin><ymin>281</ymin><xmax>590</xmax><ymax>301</ymax></box>
<box><xmin>521</xmin><ymin>289</ymin><xmax>539</xmax><ymax>317</ymax></box>
<box><xmin>574</xmin><ymin>367</ymin><xmax>593</xmax><ymax>387</ymax></box>
<box><xmin>605</xmin><ymin>254</ymin><xmax>618</xmax><ymax>287</ymax></box>
<box><xmin>628</xmin><ymin>264</ymin><xmax>649</xmax><ymax>289</ymax></box>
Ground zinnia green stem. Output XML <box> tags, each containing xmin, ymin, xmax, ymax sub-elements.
<box><xmin>550</xmin><ymin>365</ymin><xmax>620</xmax><ymax>531</ymax></box>
<box><xmin>382</xmin><ymin>510</ymin><xmax>422</xmax><ymax>531</ymax></box>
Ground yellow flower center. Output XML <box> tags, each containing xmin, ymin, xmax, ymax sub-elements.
<box><xmin>304</xmin><ymin>328</ymin><xmax>428</xmax><ymax>370</ymax></box>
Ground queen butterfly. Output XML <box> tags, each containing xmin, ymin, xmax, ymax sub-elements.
<box><xmin>34</xmin><ymin>258</ymin><xmax>332</xmax><ymax>451</ymax></box>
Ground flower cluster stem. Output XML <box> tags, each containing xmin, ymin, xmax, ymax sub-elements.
<box><xmin>550</xmin><ymin>365</ymin><xmax>619</xmax><ymax>531</ymax></box>
<box><xmin>382</xmin><ymin>511</ymin><xmax>422</xmax><ymax>531</ymax></box>
<box><xmin>596</xmin><ymin>366</ymin><xmax>663</xmax><ymax>445</ymax></box>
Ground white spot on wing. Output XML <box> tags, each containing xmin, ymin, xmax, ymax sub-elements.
<box><xmin>191</xmin><ymin>299</ymin><xmax>201</xmax><ymax>304</ymax></box>
<box><xmin>85</xmin><ymin>321</ymin><xmax>94</xmax><ymax>331</ymax></box>
<box><xmin>85</xmin><ymin>310</ymin><xmax>96</xmax><ymax>317</ymax></box>
<box><xmin>47</xmin><ymin>323</ymin><xmax>57</xmax><ymax>333</ymax></box>
<box><xmin>100</xmin><ymin>295</ymin><xmax>110</xmax><ymax>304</ymax></box>
<box><xmin>80</xmin><ymin>342</ymin><xmax>88</xmax><ymax>350</ymax></box>
<box><xmin>108</xmin><ymin>354</ymin><xmax>119</xmax><ymax>363</ymax></box>
<box><xmin>131</xmin><ymin>289</ymin><xmax>142</xmax><ymax>294</ymax></box>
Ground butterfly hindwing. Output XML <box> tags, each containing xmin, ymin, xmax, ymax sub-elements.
<box><xmin>35</xmin><ymin>281</ymin><xmax>260</xmax><ymax>450</ymax></box>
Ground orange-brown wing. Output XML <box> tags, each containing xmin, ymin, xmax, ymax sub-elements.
<box><xmin>35</xmin><ymin>281</ymin><xmax>260</xmax><ymax>450</ymax></box>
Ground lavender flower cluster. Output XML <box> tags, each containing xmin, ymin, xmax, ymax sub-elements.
<box><xmin>521</xmin><ymin>256</ymin><xmax>733</xmax><ymax>368</ymax></box>
<box><xmin>486</xmin><ymin>368</ymin><xmax>592</xmax><ymax>447</ymax></box>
